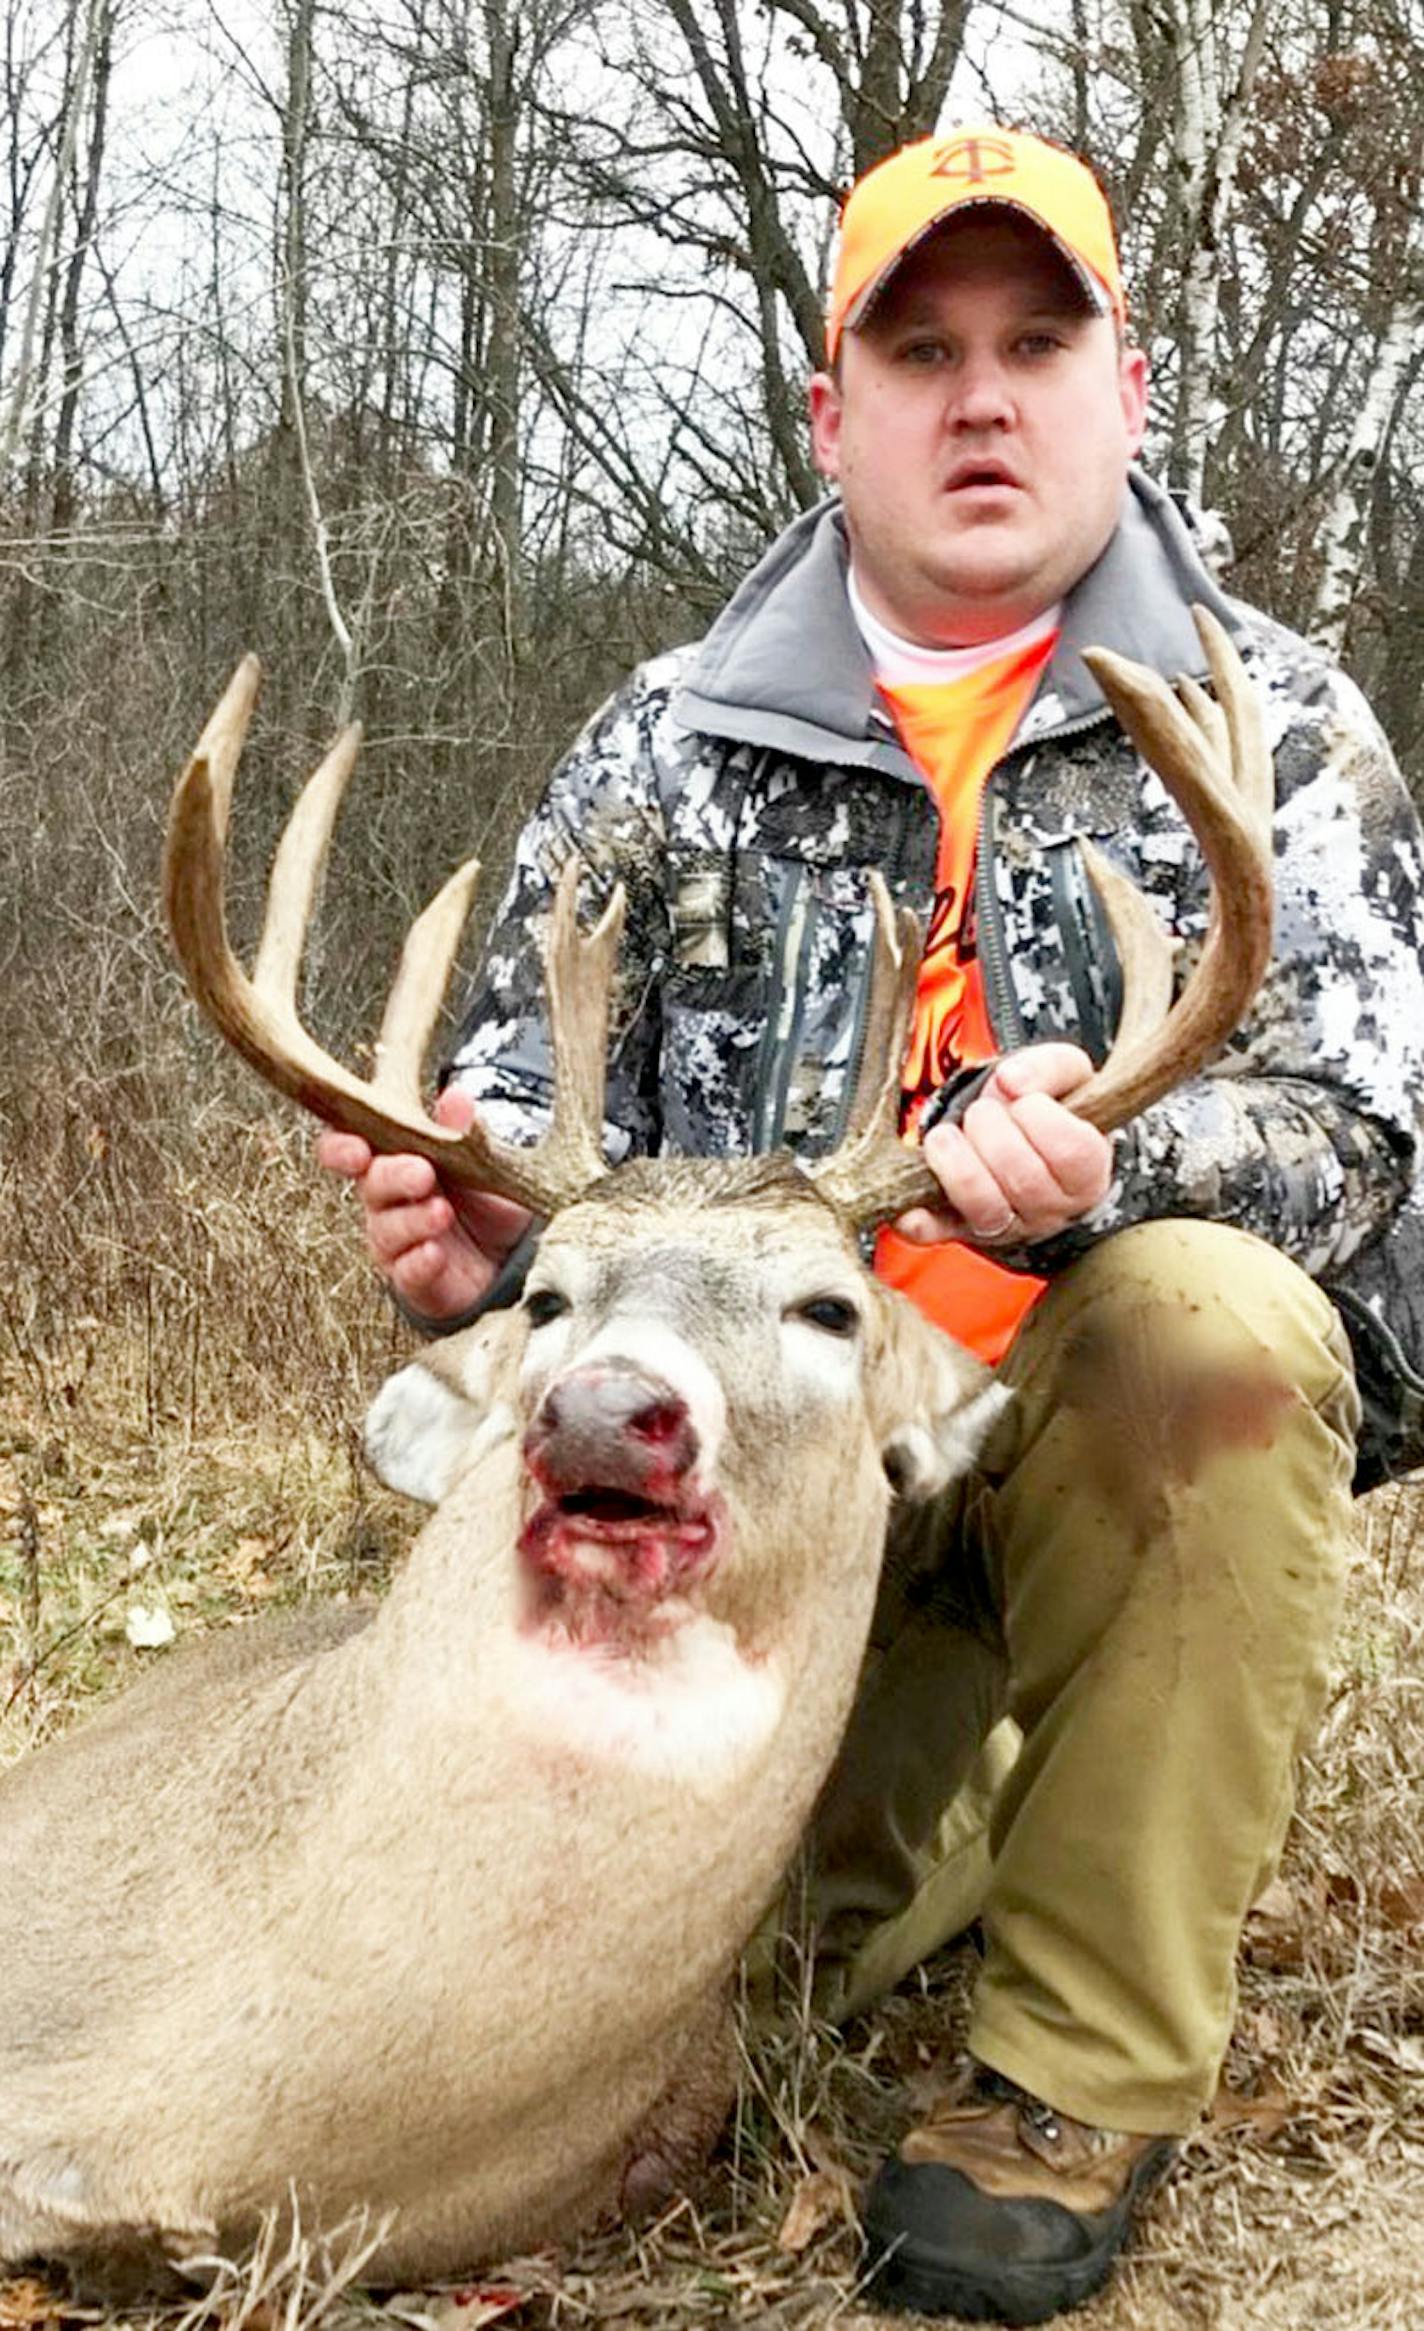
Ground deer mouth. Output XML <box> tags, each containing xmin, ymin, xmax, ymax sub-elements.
<box><xmin>518</xmin><ymin>1483</ymin><xmax>724</xmax><ymax>1648</ymax></box>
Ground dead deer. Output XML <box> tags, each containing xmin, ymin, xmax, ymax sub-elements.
<box><xmin>0</xmin><ymin>611</ymin><xmax>1272</xmax><ymax>2292</ymax></box>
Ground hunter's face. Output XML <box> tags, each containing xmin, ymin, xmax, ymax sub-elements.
<box><xmin>809</xmin><ymin>213</ymin><xmax>1148</xmax><ymax>647</ymax></box>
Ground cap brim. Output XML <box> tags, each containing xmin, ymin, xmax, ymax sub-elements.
<box><xmin>842</xmin><ymin>197</ymin><xmax>1113</xmax><ymax>340</ymax></box>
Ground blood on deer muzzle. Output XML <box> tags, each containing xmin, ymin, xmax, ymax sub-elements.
<box><xmin>525</xmin><ymin>1363</ymin><xmax>698</xmax><ymax>1500</ymax></box>
<box><xmin>520</xmin><ymin>1362</ymin><xmax>719</xmax><ymax>1622</ymax></box>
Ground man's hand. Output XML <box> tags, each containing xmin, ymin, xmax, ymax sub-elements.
<box><xmin>317</xmin><ymin>1085</ymin><xmax>533</xmax><ymax>1323</ymax></box>
<box><xmin>895</xmin><ymin>1044</ymin><xmax>1113</xmax><ymax>1249</ymax></box>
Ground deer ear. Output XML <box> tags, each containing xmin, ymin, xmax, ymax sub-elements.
<box><xmin>364</xmin><ymin>1314</ymin><xmax>516</xmax><ymax>1503</ymax></box>
<box><xmin>869</xmin><ymin>1291</ymin><xmax>1012</xmax><ymax>1502</ymax></box>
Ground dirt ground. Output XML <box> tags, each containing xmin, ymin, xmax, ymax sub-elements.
<box><xmin>1</xmin><ymin>1377</ymin><xmax>1420</xmax><ymax>2331</ymax></box>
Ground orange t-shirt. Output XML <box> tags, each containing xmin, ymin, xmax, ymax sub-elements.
<box><xmin>871</xmin><ymin>626</ymin><xmax>1057</xmax><ymax>1364</ymax></box>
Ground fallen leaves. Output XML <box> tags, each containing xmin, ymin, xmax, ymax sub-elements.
<box><xmin>775</xmin><ymin>2168</ymin><xmax>855</xmax><ymax>2254</ymax></box>
<box><xmin>1245</xmin><ymin>1863</ymin><xmax>1424</xmax><ymax>1975</ymax></box>
<box><xmin>1377</xmin><ymin>1873</ymin><xmax>1424</xmax><ymax>1933</ymax></box>
<box><xmin>774</xmin><ymin>2127</ymin><xmax>858</xmax><ymax>2255</ymax></box>
<box><xmin>1244</xmin><ymin>1876</ymin><xmax>1313</xmax><ymax>1972</ymax></box>
<box><xmin>123</xmin><ymin>1598</ymin><xmax>176</xmax><ymax>1649</ymax></box>
<box><xmin>0</xmin><ymin>2279</ymin><xmax>98</xmax><ymax>2329</ymax></box>
<box><xmin>1209</xmin><ymin>2076</ymin><xmax>1298</xmax><ymax>2140</ymax></box>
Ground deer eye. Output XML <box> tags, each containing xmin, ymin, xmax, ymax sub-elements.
<box><xmin>792</xmin><ymin>1295</ymin><xmax>860</xmax><ymax>1337</ymax></box>
<box><xmin>524</xmin><ymin>1288</ymin><xmax>570</xmax><ymax>1328</ymax></box>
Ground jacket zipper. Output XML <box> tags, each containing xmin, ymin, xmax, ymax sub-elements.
<box><xmin>976</xmin><ymin>706</ymin><xmax>1117</xmax><ymax>1051</ymax></box>
<box><xmin>753</xmin><ymin>862</ymin><xmax>817</xmax><ymax>1151</ymax></box>
<box><xmin>975</xmin><ymin>779</ymin><xmax>1024</xmax><ymax>1051</ymax></box>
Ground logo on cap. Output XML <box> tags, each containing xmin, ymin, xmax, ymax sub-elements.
<box><xmin>929</xmin><ymin>136</ymin><xmax>1018</xmax><ymax>186</ymax></box>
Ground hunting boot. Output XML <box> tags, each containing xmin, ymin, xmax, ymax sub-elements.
<box><xmin>862</xmin><ymin>2060</ymin><xmax>1178</xmax><ymax>2324</ymax></box>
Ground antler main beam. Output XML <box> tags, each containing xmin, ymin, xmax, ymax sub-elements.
<box><xmin>812</xmin><ymin>606</ymin><xmax>1276</xmax><ymax>1230</ymax></box>
<box><xmin>163</xmin><ymin>659</ymin><xmax>622</xmax><ymax>1221</ymax></box>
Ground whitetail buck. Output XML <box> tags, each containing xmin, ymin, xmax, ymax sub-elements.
<box><xmin>0</xmin><ymin>612</ymin><xmax>1272</xmax><ymax>2292</ymax></box>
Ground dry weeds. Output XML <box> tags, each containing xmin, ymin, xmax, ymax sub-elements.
<box><xmin>1</xmin><ymin>1118</ymin><xmax>1421</xmax><ymax>2330</ymax></box>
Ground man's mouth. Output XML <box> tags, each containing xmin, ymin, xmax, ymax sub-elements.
<box><xmin>945</xmin><ymin>460</ymin><xmax>1022</xmax><ymax>493</ymax></box>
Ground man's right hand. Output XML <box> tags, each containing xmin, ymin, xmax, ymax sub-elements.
<box><xmin>317</xmin><ymin>1085</ymin><xmax>533</xmax><ymax>1325</ymax></box>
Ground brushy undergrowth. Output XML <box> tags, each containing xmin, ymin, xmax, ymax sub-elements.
<box><xmin>1</xmin><ymin>1107</ymin><xmax>1422</xmax><ymax>2331</ymax></box>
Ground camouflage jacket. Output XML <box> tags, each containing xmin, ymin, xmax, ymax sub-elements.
<box><xmin>447</xmin><ymin>469</ymin><xmax>1424</xmax><ymax>1487</ymax></box>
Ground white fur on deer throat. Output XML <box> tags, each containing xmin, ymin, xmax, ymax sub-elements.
<box><xmin>493</xmin><ymin>1606</ymin><xmax>786</xmax><ymax>1790</ymax></box>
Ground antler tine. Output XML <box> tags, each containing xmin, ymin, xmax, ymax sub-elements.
<box><xmin>1076</xmin><ymin>838</ymin><xmax>1176</xmax><ymax>1055</ymax></box>
<box><xmin>807</xmin><ymin>877</ymin><xmax>927</xmax><ymax>1220</ymax></box>
<box><xmin>188</xmin><ymin>653</ymin><xmax>262</xmax><ymax>848</ymax></box>
<box><xmin>1069</xmin><ymin>610</ymin><xmax>1273</xmax><ymax>1132</ymax></box>
<box><xmin>843</xmin><ymin>876</ymin><xmax>926</xmax><ymax>1146</ymax></box>
<box><xmin>164</xmin><ymin>664</ymin><xmax>617</xmax><ymax>1220</ymax></box>
<box><xmin>806</xmin><ymin>609</ymin><xmax>1275</xmax><ymax>1231</ymax></box>
<box><xmin>371</xmin><ymin>858</ymin><xmax>483</xmax><ymax>1111</ymax></box>
<box><xmin>1197</xmin><ymin>600</ymin><xmax>1276</xmax><ymax>834</ymax></box>
<box><xmin>1176</xmin><ymin>674</ymin><xmax>1228</xmax><ymax>770</ymax></box>
<box><xmin>251</xmin><ymin>722</ymin><xmax>363</xmax><ymax>1013</ymax></box>
<box><xmin>533</xmin><ymin>860</ymin><xmax>628</xmax><ymax>1193</ymax></box>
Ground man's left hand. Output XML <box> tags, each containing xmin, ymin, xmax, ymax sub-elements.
<box><xmin>895</xmin><ymin>1043</ymin><xmax>1113</xmax><ymax>1249</ymax></box>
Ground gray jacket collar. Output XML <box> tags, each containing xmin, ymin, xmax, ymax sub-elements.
<box><xmin>672</xmin><ymin>467</ymin><xmax>1239</xmax><ymax>774</ymax></box>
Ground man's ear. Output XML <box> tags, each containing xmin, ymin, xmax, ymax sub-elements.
<box><xmin>1119</xmin><ymin>339</ymin><xmax>1149</xmax><ymax>457</ymax></box>
<box><xmin>364</xmin><ymin>1312</ymin><xmax>519</xmax><ymax>1504</ymax></box>
<box><xmin>866</xmin><ymin>1286</ymin><xmax>1012</xmax><ymax>1501</ymax></box>
<box><xmin>808</xmin><ymin>369</ymin><xmax>844</xmax><ymax>481</ymax></box>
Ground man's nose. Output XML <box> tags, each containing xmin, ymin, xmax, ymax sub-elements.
<box><xmin>946</xmin><ymin>356</ymin><xmax>1015</xmax><ymax>430</ymax></box>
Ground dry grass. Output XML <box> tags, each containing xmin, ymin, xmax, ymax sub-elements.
<box><xmin>2</xmin><ymin>1119</ymin><xmax>1422</xmax><ymax>2331</ymax></box>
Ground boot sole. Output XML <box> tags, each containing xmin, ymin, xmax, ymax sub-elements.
<box><xmin>863</xmin><ymin>2138</ymin><xmax>1177</xmax><ymax>2325</ymax></box>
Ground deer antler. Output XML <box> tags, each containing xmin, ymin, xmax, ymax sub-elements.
<box><xmin>811</xmin><ymin>606</ymin><xmax>1276</xmax><ymax>1229</ymax></box>
<box><xmin>163</xmin><ymin>658</ymin><xmax>623</xmax><ymax>1219</ymax></box>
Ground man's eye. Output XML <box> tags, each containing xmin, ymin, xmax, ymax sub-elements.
<box><xmin>524</xmin><ymin>1288</ymin><xmax>569</xmax><ymax>1328</ymax></box>
<box><xmin>792</xmin><ymin>1296</ymin><xmax>860</xmax><ymax>1337</ymax></box>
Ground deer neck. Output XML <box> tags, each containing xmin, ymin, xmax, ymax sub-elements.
<box><xmin>361</xmin><ymin>1414</ymin><xmax>884</xmax><ymax>1829</ymax></box>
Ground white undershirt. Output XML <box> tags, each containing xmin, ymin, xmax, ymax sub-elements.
<box><xmin>847</xmin><ymin>566</ymin><xmax>1062</xmax><ymax>689</ymax></box>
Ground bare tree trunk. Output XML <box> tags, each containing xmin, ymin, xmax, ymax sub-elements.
<box><xmin>1311</xmin><ymin>260</ymin><xmax>1423</xmax><ymax>656</ymax></box>
<box><xmin>1372</xmin><ymin>476</ymin><xmax>1424</xmax><ymax>784</ymax></box>
<box><xmin>482</xmin><ymin>0</ymin><xmax>525</xmax><ymax>662</ymax></box>
<box><xmin>52</xmin><ymin>0</ymin><xmax>113</xmax><ymax>536</ymax></box>
<box><xmin>280</xmin><ymin>0</ymin><xmax>314</xmax><ymax>449</ymax></box>
<box><xmin>564</xmin><ymin>0</ymin><xmax>971</xmax><ymax>540</ymax></box>
<box><xmin>0</xmin><ymin>0</ymin><xmax>104</xmax><ymax>483</ymax></box>
<box><xmin>1155</xmin><ymin>0</ymin><xmax>1270</xmax><ymax>505</ymax></box>
<box><xmin>844</xmin><ymin>0</ymin><xmax>968</xmax><ymax>173</ymax></box>
<box><xmin>277</xmin><ymin>0</ymin><xmax>363</xmax><ymax>720</ymax></box>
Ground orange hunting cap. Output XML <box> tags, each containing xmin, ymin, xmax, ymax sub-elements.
<box><xmin>825</xmin><ymin>124</ymin><xmax>1125</xmax><ymax>361</ymax></box>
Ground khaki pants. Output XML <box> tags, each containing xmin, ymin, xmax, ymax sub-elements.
<box><xmin>805</xmin><ymin>1220</ymin><xmax>1360</xmax><ymax>2136</ymax></box>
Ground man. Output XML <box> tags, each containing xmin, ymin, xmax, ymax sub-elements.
<box><xmin>321</xmin><ymin>127</ymin><xmax>1424</xmax><ymax>2323</ymax></box>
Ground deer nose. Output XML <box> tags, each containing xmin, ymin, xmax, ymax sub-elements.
<box><xmin>525</xmin><ymin>1365</ymin><xmax>698</xmax><ymax>1496</ymax></box>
